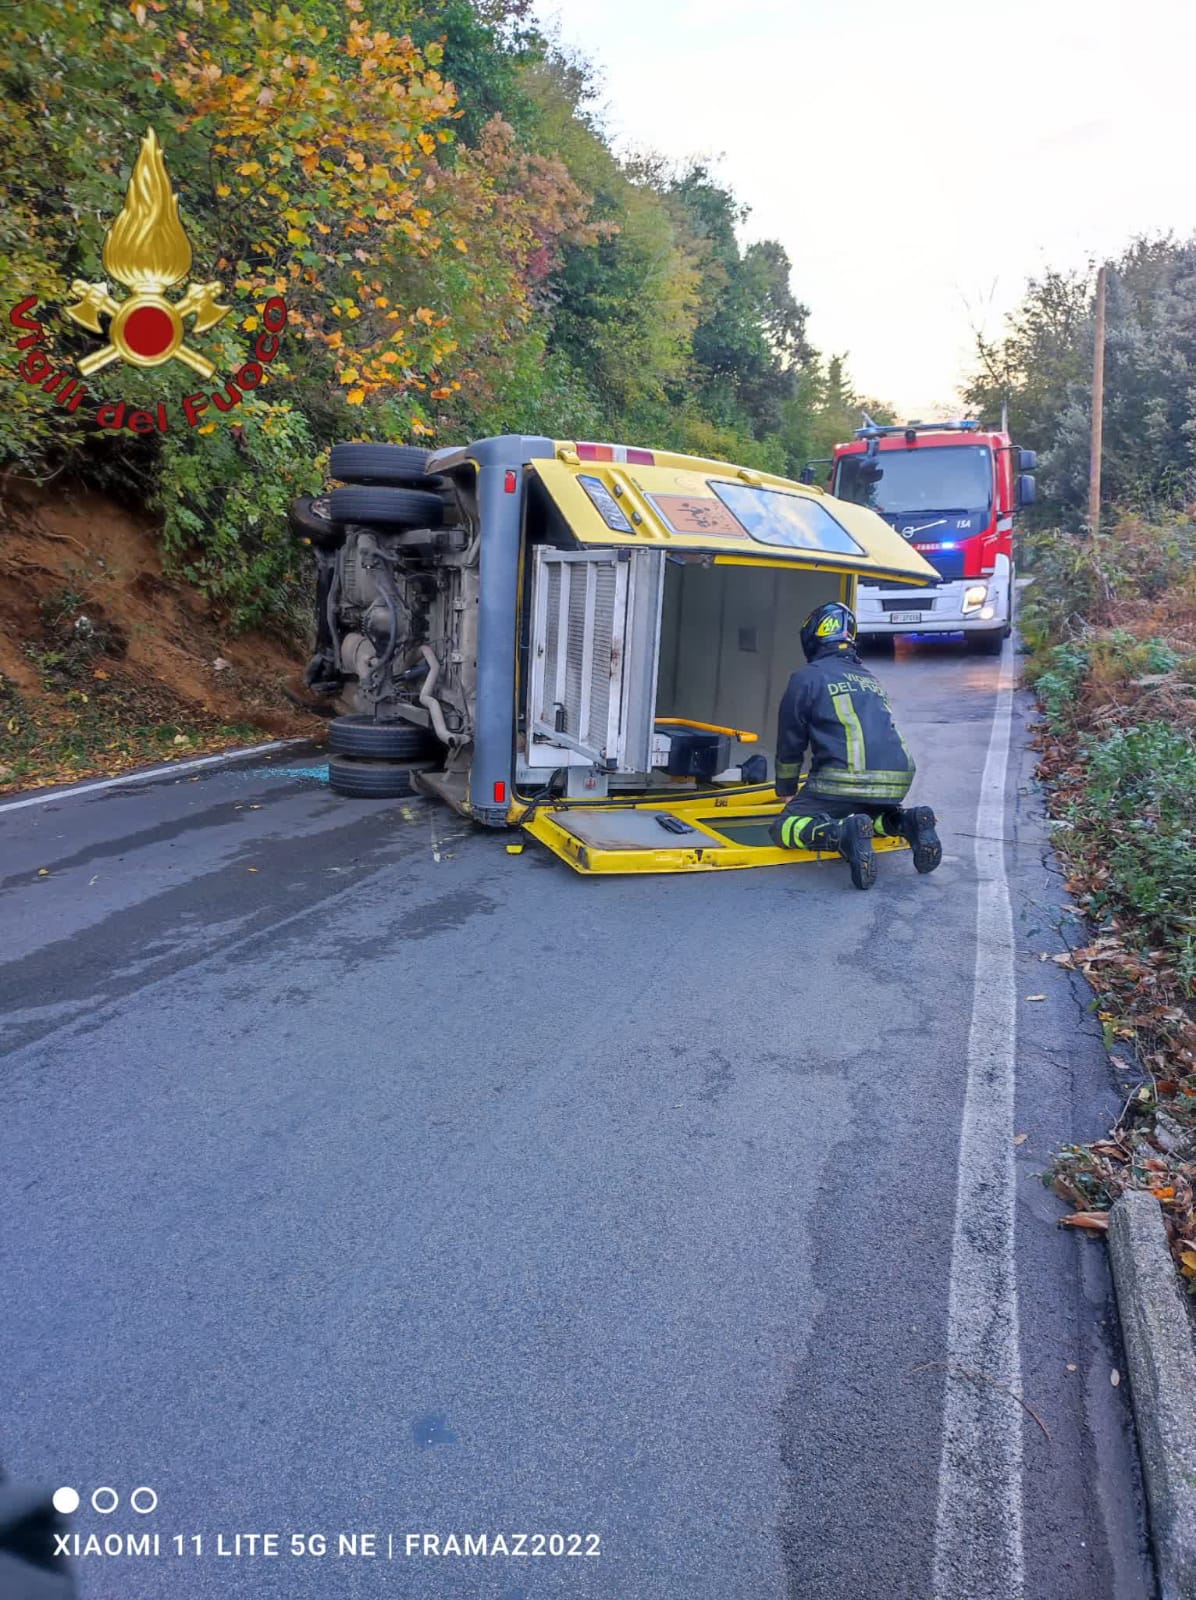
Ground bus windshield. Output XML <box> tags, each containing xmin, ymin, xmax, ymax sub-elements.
<box><xmin>834</xmin><ymin>444</ymin><xmax>993</xmax><ymax>514</ymax></box>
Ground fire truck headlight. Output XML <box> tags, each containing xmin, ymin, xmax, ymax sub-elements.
<box><xmin>980</xmin><ymin>605</ymin><xmax>995</xmax><ymax>619</ymax></box>
<box><xmin>962</xmin><ymin>583</ymin><xmax>988</xmax><ymax>614</ymax></box>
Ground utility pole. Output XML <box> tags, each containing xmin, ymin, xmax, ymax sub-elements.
<box><xmin>1088</xmin><ymin>264</ymin><xmax>1107</xmax><ymax>542</ymax></box>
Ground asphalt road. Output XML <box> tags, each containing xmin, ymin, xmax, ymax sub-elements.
<box><xmin>0</xmin><ymin>641</ymin><xmax>1158</xmax><ymax>1600</ymax></box>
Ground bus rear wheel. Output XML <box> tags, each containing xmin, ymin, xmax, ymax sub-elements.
<box><xmin>328</xmin><ymin>756</ymin><xmax>428</xmax><ymax>798</ymax></box>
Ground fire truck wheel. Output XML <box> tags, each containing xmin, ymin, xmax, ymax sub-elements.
<box><xmin>288</xmin><ymin>494</ymin><xmax>344</xmax><ymax>549</ymax></box>
<box><xmin>327</xmin><ymin>756</ymin><xmax>429</xmax><ymax>798</ymax></box>
<box><xmin>328</xmin><ymin>486</ymin><xmax>444</xmax><ymax>528</ymax></box>
<box><xmin>330</xmin><ymin>443</ymin><xmax>435</xmax><ymax>485</ymax></box>
<box><xmin>965</xmin><ymin>630</ymin><xmax>1005</xmax><ymax>656</ymax></box>
<box><xmin>860</xmin><ymin>634</ymin><xmax>894</xmax><ymax>656</ymax></box>
<box><xmin>328</xmin><ymin>716</ymin><xmax>439</xmax><ymax>760</ymax></box>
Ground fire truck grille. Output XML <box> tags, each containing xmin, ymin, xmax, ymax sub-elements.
<box><xmin>922</xmin><ymin>548</ymin><xmax>965</xmax><ymax>581</ymax></box>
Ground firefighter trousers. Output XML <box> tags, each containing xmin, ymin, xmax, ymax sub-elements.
<box><xmin>770</xmin><ymin>793</ymin><xmax>912</xmax><ymax>852</ymax></box>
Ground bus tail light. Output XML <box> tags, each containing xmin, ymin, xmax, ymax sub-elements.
<box><xmin>577</xmin><ymin>442</ymin><xmax>655</xmax><ymax>466</ymax></box>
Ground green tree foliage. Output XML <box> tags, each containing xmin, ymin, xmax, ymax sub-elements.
<box><xmin>0</xmin><ymin>0</ymin><xmax>880</xmax><ymax>630</ymax></box>
<box><xmin>666</xmin><ymin>167</ymin><xmax>811</xmax><ymax>439</ymax></box>
<box><xmin>780</xmin><ymin>355</ymin><xmax>895</xmax><ymax>484</ymax></box>
<box><xmin>966</xmin><ymin>236</ymin><xmax>1196</xmax><ymax>525</ymax></box>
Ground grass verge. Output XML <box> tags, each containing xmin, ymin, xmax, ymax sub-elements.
<box><xmin>1023</xmin><ymin>516</ymin><xmax>1196</xmax><ymax>1291</ymax></box>
<box><xmin>0</xmin><ymin>665</ymin><xmax>263</xmax><ymax>794</ymax></box>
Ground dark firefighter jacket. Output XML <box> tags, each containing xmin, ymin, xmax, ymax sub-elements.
<box><xmin>774</xmin><ymin>645</ymin><xmax>915</xmax><ymax>803</ymax></box>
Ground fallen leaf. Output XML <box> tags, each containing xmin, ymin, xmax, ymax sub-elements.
<box><xmin>1013</xmin><ymin>1133</ymin><xmax>1028</xmax><ymax>1146</ymax></box>
<box><xmin>36</xmin><ymin>867</ymin><xmax>49</xmax><ymax>877</ymax></box>
<box><xmin>246</xmin><ymin>867</ymin><xmax>260</xmax><ymax>874</ymax></box>
<box><xmin>1179</xmin><ymin>1252</ymin><xmax>1196</xmax><ymax>1278</ymax></box>
<box><xmin>1066</xmin><ymin>1363</ymin><xmax>1077</xmax><ymax>1372</ymax></box>
<box><xmin>1026</xmin><ymin>994</ymin><xmax>1047</xmax><ymax>1003</ymax></box>
<box><xmin>1110</xmin><ymin>1368</ymin><xmax>1120</xmax><ymax>1387</ymax></box>
<box><xmin>1060</xmin><ymin>1212</ymin><xmax>1110</xmax><ymax>1232</ymax></box>
<box><xmin>1090</xmin><ymin>1141</ymin><xmax>1129</xmax><ymax>1160</ymax></box>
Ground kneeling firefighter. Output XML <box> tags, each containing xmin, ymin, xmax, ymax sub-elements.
<box><xmin>770</xmin><ymin>602</ymin><xmax>942</xmax><ymax>890</ymax></box>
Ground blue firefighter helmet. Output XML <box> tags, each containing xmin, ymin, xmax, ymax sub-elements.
<box><xmin>800</xmin><ymin>601</ymin><xmax>858</xmax><ymax>661</ymax></box>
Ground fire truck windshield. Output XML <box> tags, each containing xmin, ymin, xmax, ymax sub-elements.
<box><xmin>834</xmin><ymin>444</ymin><xmax>993</xmax><ymax>514</ymax></box>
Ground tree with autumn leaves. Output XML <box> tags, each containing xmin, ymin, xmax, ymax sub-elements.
<box><xmin>0</xmin><ymin>0</ymin><xmax>878</xmax><ymax>627</ymax></box>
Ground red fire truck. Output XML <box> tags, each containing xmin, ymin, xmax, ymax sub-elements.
<box><xmin>811</xmin><ymin>419</ymin><xmax>1036</xmax><ymax>654</ymax></box>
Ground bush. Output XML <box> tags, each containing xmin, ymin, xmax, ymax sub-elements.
<box><xmin>1066</xmin><ymin>720</ymin><xmax>1196</xmax><ymax>965</ymax></box>
<box><xmin>155</xmin><ymin>400</ymin><xmax>323</xmax><ymax>636</ymax></box>
<box><xmin>1018</xmin><ymin>514</ymin><xmax>1196</xmax><ymax>666</ymax></box>
<box><xmin>1027</xmin><ymin>511</ymin><xmax>1196</xmax><ymax>992</ymax></box>
<box><xmin>1030</xmin><ymin>639</ymin><xmax>1090</xmax><ymax>725</ymax></box>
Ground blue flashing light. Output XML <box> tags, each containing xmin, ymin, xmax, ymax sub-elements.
<box><xmin>852</xmin><ymin>417</ymin><xmax>981</xmax><ymax>441</ymax></box>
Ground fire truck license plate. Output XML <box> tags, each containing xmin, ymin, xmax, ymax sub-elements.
<box><xmin>889</xmin><ymin>611</ymin><xmax>922</xmax><ymax>624</ymax></box>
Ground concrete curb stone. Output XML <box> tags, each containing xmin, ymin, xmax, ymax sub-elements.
<box><xmin>1108</xmin><ymin>1190</ymin><xmax>1196</xmax><ymax>1600</ymax></box>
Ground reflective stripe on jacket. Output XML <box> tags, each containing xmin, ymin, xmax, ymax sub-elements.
<box><xmin>774</xmin><ymin>646</ymin><xmax>915</xmax><ymax>801</ymax></box>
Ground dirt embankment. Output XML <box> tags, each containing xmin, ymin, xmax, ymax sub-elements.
<box><xmin>0</xmin><ymin>477</ymin><xmax>323</xmax><ymax>792</ymax></box>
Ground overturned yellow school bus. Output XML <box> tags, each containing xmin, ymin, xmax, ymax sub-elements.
<box><xmin>295</xmin><ymin>436</ymin><xmax>938</xmax><ymax>874</ymax></box>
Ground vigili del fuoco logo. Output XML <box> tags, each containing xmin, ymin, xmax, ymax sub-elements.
<box><xmin>7</xmin><ymin>128</ymin><xmax>289</xmax><ymax>434</ymax></box>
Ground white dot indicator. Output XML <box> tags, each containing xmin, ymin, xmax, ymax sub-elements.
<box><xmin>130</xmin><ymin>1487</ymin><xmax>158</xmax><ymax>1514</ymax></box>
<box><xmin>52</xmin><ymin>1488</ymin><xmax>80</xmax><ymax>1515</ymax></box>
<box><xmin>91</xmin><ymin>1487</ymin><xmax>119</xmax><ymax>1514</ymax></box>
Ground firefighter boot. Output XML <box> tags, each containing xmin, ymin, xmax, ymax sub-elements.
<box><xmin>881</xmin><ymin>805</ymin><xmax>941</xmax><ymax>874</ymax></box>
<box><xmin>772</xmin><ymin>809</ymin><xmax>875</xmax><ymax>888</ymax></box>
<box><xmin>836</xmin><ymin>813</ymin><xmax>877</xmax><ymax>891</ymax></box>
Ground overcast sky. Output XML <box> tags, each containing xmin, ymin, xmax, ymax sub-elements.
<box><xmin>533</xmin><ymin>0</ymin><xmax>1196</xmax><ymax>418</ymax></box>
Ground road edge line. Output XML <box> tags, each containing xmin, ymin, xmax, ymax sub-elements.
<box><xmin>932</xmin><ymin>642</ymin><xmax>1025</xmax><ymax>1598</ymax></box>
<box><xmin>1108</xmin><ymin>1190</ymin><xmax>1196</xmax><ymax>1600</ymax></box>
<box><xmin>0</xmin><ymin>739</ymin><xmax>309</xmax><ymax>815</ymax></box>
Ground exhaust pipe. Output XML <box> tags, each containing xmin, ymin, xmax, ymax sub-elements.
<box><xmin>418</xmin><ymin>644</ymin><xmax>454</xmax><ymax>746</ymax></box>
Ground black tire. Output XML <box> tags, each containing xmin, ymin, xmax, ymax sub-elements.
<box><xmin>330</xmin><ymin>443</ymin><xmax>432</xmax><ymax>485</ymax></box>
<box><xmin>965</xmin><ymin>629</ymin><xmax>1005</xmax><ymax>656</ymax></box>
<box><xmin>328</xmin><ymin>715</ymin><xmax>439</xmax><ymax>760</ymax></box>
<box><xmin>328</xmin><ymin>756</ymin><xmax>426</xmax><ymax>798</ymax></box>
<box><xmin>328</xmin><ymin>485</ymin><xmax>443</xmax><ymax>529</ymax></box>
<box><xmin>288</xmin><ymin>493</ymin><xmax>344</xmax><ymax>548</ymax></box>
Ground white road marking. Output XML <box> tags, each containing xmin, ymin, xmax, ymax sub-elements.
<box><xmin>933</xmin><ymin>644</ymin><xmax>1025</xmax><ymax>1599</ymax></box>
<box><xmin>0</xmin><ymin>740</ymin><xmax>306</xmax><ymax>815</ymax></box>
